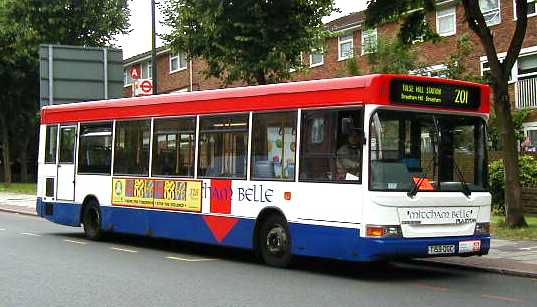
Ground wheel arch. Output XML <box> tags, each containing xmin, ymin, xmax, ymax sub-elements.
<box><xmin>79</xmin><ymin>194</ymin><xmax>99</xmax><ymax>225</ymax></box>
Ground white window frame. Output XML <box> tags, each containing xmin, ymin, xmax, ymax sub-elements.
<box><xmin>169</xmin><ymin>52</ymin><xmax>187</xmax><ymax>74</ymax></box>
<box><xmin>513</xmin><ymin>0</ymin><xmax>537</xmax><ymax>19</ymax></box>
<box><xmin>480</xmin><ymin>45</ymin><xmax>537</xmax><ymax>83</ymax></box>
<box><xmin>142</xmin><ymin>61</ymin><xmax>152</xmax><ymax>80</ymax></box>
<box><xmin>436</xmin><ymin>6</ymin><xmax>457</xmax><ymax>36</ymax></box>
<box><xmin>361</xmin><ymin>28</ymin><xmax>378</xmax><ymax>55</ymax></box>
<box><xmin>338</xmin><ymin>33</ymin><xmax>354</xmax><ymax>61</ymax></box>
<box><xmin>309</xmin><ymin>49</ymin><xmax>324</xmax><ymax>68</ymax></box>
<box><xmin>123</xmin><ymin>69</ymin><xmax>133</xmax><ymax>87</ymax></box>
<box><xmin>480</xmin><ymin>0</ymin><xmax>501</xmax><ymax>26</ymax></box>
<box><xmin>522</xmin><ymin>122</ymin><xmax>537</xmax><ymax>151</ymax></box>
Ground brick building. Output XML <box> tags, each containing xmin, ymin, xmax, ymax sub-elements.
<box><xmin>123</xmin><ymin>0</ymin><xmax>537</xmax><ymax>149</ymax></box>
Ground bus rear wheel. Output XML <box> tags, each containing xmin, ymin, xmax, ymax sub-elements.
<box><xmin>258</xmin><ymin>215</ymin><xmax>292</xmax><ymax>268</ymax></box>
<box><xmin>83</xmin><ymin>200</ymin><xmax>103</xmax><ymax>241</ymax></box>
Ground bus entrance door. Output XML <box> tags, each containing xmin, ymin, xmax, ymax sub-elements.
<box><xmin>56</xmin><ymin>126</ymin><xmax>77</xmax><ymax>201</ymax></box>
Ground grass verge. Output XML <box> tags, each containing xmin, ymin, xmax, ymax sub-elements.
<box><xmin>0</xmin><ymin>183</ymin><xmax>37</xmax><ymax>195</ymax></box>
<box><xmin>491</xmin><ymin>215</ymin><xmax>537</xmax><ymax>240</ymax></box>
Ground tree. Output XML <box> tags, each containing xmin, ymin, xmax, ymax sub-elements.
<box><xmin>365</xmin><ymin>0</ymin><xmax>530</xmax><ymax>227</ymax></box>
<box><xmin>161</xmin><ymin>0</ymin><xmax>335</xmax><ymax>85</ymax></box>
<box><xmin>0</xmin><ymin>0</ymin><xmax>130</xmax><ymax>184</ymax></box>
<box><xmin>367</xmin><ymin>38</ymin><xmax>417</xmax><ymax>74</ymax></box>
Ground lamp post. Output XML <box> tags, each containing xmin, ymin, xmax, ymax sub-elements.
<box><xmin>151</xmin><ymin>0</ymin><xmax>158</xmax><ymax>95</ymax></box>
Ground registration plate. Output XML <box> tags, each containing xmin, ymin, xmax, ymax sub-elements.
<box><xmin>428</xmin><ymin>244</ymin><xmax>455</xmax><ymax>255</ymax></box>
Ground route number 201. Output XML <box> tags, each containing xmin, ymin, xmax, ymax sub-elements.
<box><xmin>454</xmin><ymin>89</ymin><xmax>469</xmax><ymax>105</ymax></box>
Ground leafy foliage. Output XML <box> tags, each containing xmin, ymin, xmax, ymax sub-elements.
<box><xmin>490</xmin><ymin>155</ymin><xmax>537</xmax><ymax>214</ymax></box>
<box><xmin>365</xmin><ymin>0</ymin><xmax>439</xmax><ymax>45</ymax></box>
<box><xmin>0</xmin><ymin>0</ymin><xmax>130</xmax><ymax>183</ymax></box>
<box><xmin>161</xmin><ymin>0</ymin><xmax>335</xmax><ymax>85</ymax></box>
<box><xmin>367</xmin><ymin>38</ymin><xmax>417</xmax><ymax>74</ymax></box>
<box><xmin>488</xmin><ymin>108</ymin><xmax>530</xmax><ymax>151</ymax></box>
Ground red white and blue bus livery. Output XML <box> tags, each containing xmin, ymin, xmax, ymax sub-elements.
<box><xmin>37</xmin><ymin>74</ymin><xmax>491</xmax><ymax>267</ymax></box>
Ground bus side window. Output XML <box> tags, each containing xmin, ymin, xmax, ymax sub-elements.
<box><xmin>113</xmin><ymin>120</ymin><xmax>151</xmax><ymax>176</ymax></box>
<box><xmin>198</xmin><ymin>114</ymin><xmax>249</xmax><ymax>179</ymax></box>
<box><xmin>299</xmin><ymin>108</ymin><xmax>363</xmax><ymax>183</ymax></box>
<box><xmin>45</xmin><ymin>125</ymin><xmax>58</xmax><ymax>164</ymax></box>
<box><xmin>152</xmin><ymin>117</ymin><xmax>196</xmax><ymax>177</ymax></box>
<box><xmin>251</xmin><ymin>111</ymin><xmax>297</xmax><ymax>181</ymax></box>
<box><xmin>78</xmin><ymin>122</ymin><xmax>113</xmax><ymax>174</ymax></box>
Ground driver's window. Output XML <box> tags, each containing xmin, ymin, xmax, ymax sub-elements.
<box><xmin>299</xmin><ymin>108</ymin><xmax>363</xmax><ymax>183</ymax></box>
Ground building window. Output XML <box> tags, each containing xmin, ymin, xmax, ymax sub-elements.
<box><xmin>481</xmin><ymin>59</ymin><xmax>513</xmax><ymax>81</ymax></box>
<box><xmin>523</xmin><ymin>125</ymin><xmax>537</xmax><ymax>152</ymax></box>
<box><xmin>142</xmin><ymin>61</ymin><xmax>152</xmax><ymax>79</ymax></box>
<box><xmin>251</xmin><ymin>111</ymin><xmax>297</xmax><ymax>181</ymax></box>
<box><xmin>338</xmin><ymin>34</ymin><xmax>354</xmax><ymax>60</ymax></box>
<box><xmin>114</xmin><ymin>120</ymin><xmax>151</xmax><ymax>176</ymax></box>
<box><xmin>78</xmin><ymin>122</ymin><xmax>113</xmax><ymax>174</ymax></box>
<box><xmin>45</xmin><ymin>125</ymin><xmax>58</xmax><ymax>164</ymax></box>
<box><xmin>361</xmin><ymin>28</ymin><xmax>377</xmax><ymax>55</ymax></box>
<box><xmin>517</xmin><ymin>53</ymin><xmax>537</xmax><ymax>77</ymax></box>
<box><xmin>412</xmin><ymin>64</ymin><xmax>449</xmax><ymax>78</ymax></box>
<box><xmin>436</xmin><ymin>6</ymin><xmax>456</xmax><ymax>36</ymax></box>
<box><xmin>480</xmin><ymin>0</ymin><xmax>501</xmax><ymax>26</ymax></box>
<box><xmin>152</xmin><ymin>117</ymin><xmax>196</xmax><ymax>177</ymax></box>
<box><xmin>198</xmin><ymin>114</ymin><xmax>249</xmax><ymax>179</ymax></box>
<box><xmin>123</xmin><ymin>69</ymin><xmax>133</xmax><ymax>87</ymax></box>
<box><xmin>299</xmin><ymin>108</ymin><xmax>363</xmax><ymax>183</ymax></box>
<box><xmin>310</xmin><ymin>49</ymin><xmax>324</xmax><ymax>67</ymax></box>
<box><xmin>170</xmin><ymin>52</ymin><xmax>187</xmax><ymax>73</ymax></box>
<box><xmin>530</xmin><ymin>0</ymin><xmax>537</xmax><ymax>16</ymax></box>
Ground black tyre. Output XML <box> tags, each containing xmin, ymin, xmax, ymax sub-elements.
<box><xmin>82</xmin><ymin>200</ymin><xmax>103</xmax><ymax>240</ymax></box>
<box><xmin>258</xmin><ymin>215</ymin><xmax>292</xmax><ymax>268</ymax></box>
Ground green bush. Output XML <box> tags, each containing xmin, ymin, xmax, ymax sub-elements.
<box><xmin>489</xmin><ymin>155</ymin><xmax>537</xmax><ymax>213</ymax></box>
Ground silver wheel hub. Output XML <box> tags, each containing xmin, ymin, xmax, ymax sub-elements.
<box><xmin>266</xmin><ymin>225</ymin><xmax>288</xmax><ymax>255</ymax></box>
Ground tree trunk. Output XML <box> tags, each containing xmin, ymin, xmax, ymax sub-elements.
<box><xmin>20</xmin><ymin>137</ymin><xmax>29</xmax><ymax>183</ymax></box>
<box><xmin>0</xmin><ymin>115</ymin><xmax>12</xmax><ymax>186</ymax></box>
<box><xmin>493</xmin><ymin>84</ymin><xmax>527</xmax><ymax>227</ymax></box>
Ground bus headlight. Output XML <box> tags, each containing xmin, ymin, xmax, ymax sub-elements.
<box><xmin>366</xmin><ymin>225</ymin><xmax>402</xmax><ymax>238</ymax></box>
<box><xmin>474</xmin><ymin>222</ymin><xmax>490</xmax><ymax>235</ymax></box>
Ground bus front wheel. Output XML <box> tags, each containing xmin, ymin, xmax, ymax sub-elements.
<box><xmin>258</xmin><ymin>215</ymin><xmax>292</xmax><ymax>268</ymax></box>
<box><xmin>82</xmin><ymin>200</ymin><xmax>103</xmax><ymax>241</ymax></box>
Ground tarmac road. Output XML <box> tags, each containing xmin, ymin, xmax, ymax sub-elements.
<box><xmin>1</xmin><ymin>211</ymin><xmax>536</xmax><ymax>307</ymax></box>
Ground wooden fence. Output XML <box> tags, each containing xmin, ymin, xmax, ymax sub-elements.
<box><xmin>522</xmin><ymin>187</ymin><xmax>537</xmax><ymax>215</ymax></box>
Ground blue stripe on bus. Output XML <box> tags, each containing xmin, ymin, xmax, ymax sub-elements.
<box><xmin>36</xmin><ymin>198</ymin><xmax>490</xmax><ymax>262</ymax></box>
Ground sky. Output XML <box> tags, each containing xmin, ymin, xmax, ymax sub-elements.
<box><xmin>114</xmin><ymin>0</ymin><xmax>368</xmax><ymax>60</ymax></box>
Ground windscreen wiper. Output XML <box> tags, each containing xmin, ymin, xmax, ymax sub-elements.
<box><xmin>452</xmin><ymin>157</ymin><xmax>472</xmax><ymax>197</ymax></box>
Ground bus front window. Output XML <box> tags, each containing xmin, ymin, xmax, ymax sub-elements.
<box><xmin>369</xmin><ymin>110</ymin><xmax>487</xmax><ymax>193</ymax></box>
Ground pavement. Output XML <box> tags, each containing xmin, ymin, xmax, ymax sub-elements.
<box><xmin>1</xmin><ymin>191</ymin><xmax>537</xmax><ymax>279</ymax></box>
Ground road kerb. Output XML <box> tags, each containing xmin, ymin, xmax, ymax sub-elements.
<box><xmin>411</xmin><ymin>259</ymin><xmax>537</xmax><ymax>279</ymax></box>
<box><xmin>0</xmin><ymin>206</ymin><xmax>37</xmax><ymax>217</ymax></box>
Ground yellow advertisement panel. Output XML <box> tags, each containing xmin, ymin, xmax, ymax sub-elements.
<box><xmin>153</xmin><ymin>180</ymin><xmax>202</xmax><ymax>212</ymax></box>
<box><xmin>111</xmin><ymin>177</ymin><xmax>202</xmax><ymax>212</ymax></box>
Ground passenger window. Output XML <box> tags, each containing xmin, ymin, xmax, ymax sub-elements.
<box><xmin>114</xmin><ymin>120</ymin><xmax>151</xmax><ymax>176</ymax></box>
<box><xmin>78</xmin><ymin>122</ymin><xmax>112</xmax><ymax>174</ymax></box>
<box><xmin>299</xmin><ymin>108</ymin><xmax>363</xmax><ymax>183</ymax></box>
<box><xmin>198</xmin><ymin>114</ymin><xmax>249</xmax><ymax>179</ymax></box>
<box><xmin>45</xmin><ymin>125</ymin><xmax>58</xmax><ymax>163</ymax></box>
<box><xmin>251</xmin><ymin>111</ymin><xmax>297</xmax><ymax>181</ymax></box>
<box><xmin>152</xmin><ymin>117</ymin><xmax>195</xmax><ymax>177</ymax></box>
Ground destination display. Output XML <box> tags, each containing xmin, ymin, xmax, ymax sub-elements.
<box><xmin>112</xmin><ymin>177</ymin><xmax>202</xmax><ymax>212</ymax></box>
<box><xmin>390</xmin><ymin>78</ymin><xmax>481</xmax><ymax>109</ymax></box>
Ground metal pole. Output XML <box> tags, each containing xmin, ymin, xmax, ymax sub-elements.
<box><xmin>151</xmin><ymin>0</ymin><xmax>158</xmax><ymax>95</ymax></box>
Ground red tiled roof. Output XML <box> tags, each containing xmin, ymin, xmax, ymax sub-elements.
<box><xmin>325</xmin><ymin>11</ymin><xmax>365</xmax><ymax>31</ymax></box>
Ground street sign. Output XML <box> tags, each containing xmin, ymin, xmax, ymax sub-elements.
<box><xmin>131</xmin><ymin>66</ymin><xmax>140</xmax><ymax>80</ymax></box>
<box><xmin>134</xmin><ymin>79</ymin><xmax>153</xmax><ymax>96</ymax></box>
<box><xmin>39</xmin><ymin>44</ymin><xmax>124</xmax><ymax>107</ymax></box>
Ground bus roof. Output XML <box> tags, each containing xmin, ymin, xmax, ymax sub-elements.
<box><xmin>41</xmin><ymin>74</ymin><xmax>490</xmax><ymax>124</ymax></box>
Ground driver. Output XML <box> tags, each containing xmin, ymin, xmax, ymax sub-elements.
<box><xmin>337</xmin><ymin>131</ymin><xmax>362</xmax><ymax>180</ymax></box>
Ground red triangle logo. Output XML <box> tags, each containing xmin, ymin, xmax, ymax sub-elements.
<box><xmin>203</xmin><ymin>215</ymin><xmax>239</xmax><ymax>242</ymax></box>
